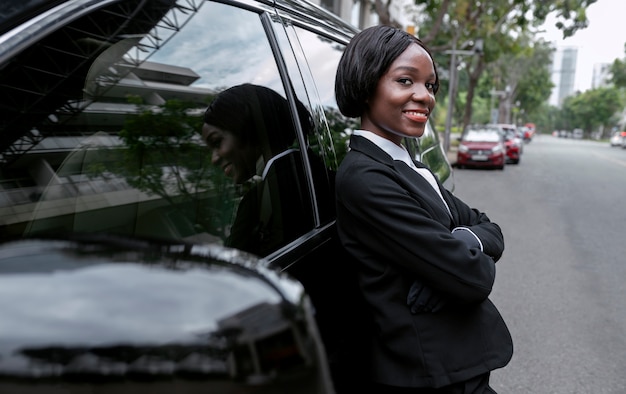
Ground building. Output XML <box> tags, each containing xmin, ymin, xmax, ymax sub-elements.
<box><xmin>592</xmin><ymin>62</ymin><xmax>612</xmax><ymax>89</ymax></box>
<box><xmin>548</xmin><ymin>46</ymin><xmax>578</xmax><ymax>107</ymax></box>
<box><xmin>311</xmin><ymin>0</ymin><xmax>416</xmax><ymax>30</ymax></box>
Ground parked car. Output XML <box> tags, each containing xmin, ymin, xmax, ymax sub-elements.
<box><xmin>456</xmin><ymin>127</ymin><xmax>506</xmax><ymax>170</ymax></box>
<box><xmin>522</xmin><ymin>123</ymin><xmax>536</xmax><ymax>142</ymax></box>
<box><xmin>610</xmin><ymin>131</ymin><xmax>626</xmax><ymax>147</ymax></box>
<box><xmin>0</xmin><ymin>0</ymin><xmax>452</xmax><ymax>392</ymax></box>
<box><xmin>503</xmin><ymin>128</ymin><xmax>523</xmax><ymax>164</ymax></box>
<box><xmin>486</xmin><ymin>123</ymin><xmax>522</xmax><ymax>164</ymax></box>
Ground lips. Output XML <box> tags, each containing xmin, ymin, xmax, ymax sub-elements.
<box><xmin>404</xmin><ymin>110</ymin><xmax>429</xmax><ymax>123</ymax></box>
<box><xmin>222</xmin><ymin>163</ymin><xmax>233</xmax><ymax>177</ymax></box>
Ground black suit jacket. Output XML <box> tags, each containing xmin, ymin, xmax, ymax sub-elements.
<box><xmin>335</xmin><ymin>134</ymin><xmax>513</xmax><ymax>388</ymax></box>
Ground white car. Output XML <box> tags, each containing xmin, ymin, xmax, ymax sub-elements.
<box><xmin>610</xmin><ymin>131</ymin><xmax>625</xmax><ymax>147</ymax></box>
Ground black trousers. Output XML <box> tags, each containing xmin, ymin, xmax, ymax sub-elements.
<box><xmin>368</xmin><ymin>372</ymin><xmax>495</xmax><ymax>394</ymax></box>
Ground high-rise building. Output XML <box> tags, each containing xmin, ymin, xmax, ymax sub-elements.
<box><xmin>592</xmin><ymin>63</ymin><xmax>611</xmax><ymax>88</ymax></box>
<box><xmin>548</xmin><ymin>46</ymin><xmax>578</xmax><ymax>107</ymax></box>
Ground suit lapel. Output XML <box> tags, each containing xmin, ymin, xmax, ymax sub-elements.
<box><xmin>349</xmin><ymin>135</ymin><xmax>456</xmax><ymax>223</ymax></box>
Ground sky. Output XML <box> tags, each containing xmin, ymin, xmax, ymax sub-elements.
<box><xmin>539</xmin><ymin>0</ymin><xmax>626</xmax><ymax>92</ymax></box>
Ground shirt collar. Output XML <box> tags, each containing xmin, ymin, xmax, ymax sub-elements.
<box><xmin>353</xmin><ymin>129</ymin><xmax>415</xmax><ymax>168</ymax></box>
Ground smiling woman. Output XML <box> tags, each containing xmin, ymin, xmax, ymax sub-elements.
<box><xmin>333</xmin><ymin>25</ymin><xmax>512</xmax><ymax>393</ymax></box>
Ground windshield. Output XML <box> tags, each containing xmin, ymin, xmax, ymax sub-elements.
<box><xmin>463</xmin><ymin>130</ymin><xmax>501</xmax><ymax>142</ymax></box>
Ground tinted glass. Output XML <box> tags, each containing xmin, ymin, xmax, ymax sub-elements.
<box><xmin>0</xmin><ymin>0</ymin><xmax>315</xmax><ymax>257</ymax></box>
<box><xmin>463</xmin><ymin>130</ymin><xmax>502</xmax><ymax>142</ymax></box>
<box><xmin>290</xmin><ymin>25</ymin><xmax>357</xmax><ymax>168</ymax></box>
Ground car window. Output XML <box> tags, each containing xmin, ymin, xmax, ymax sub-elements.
<box><xmin>404</xmin><ymin>122</ymin><xmax>452</xmax><ymax>186</ymax></box>
<box><xmin>289</xmin><ymin>24</ymin><xmax>357</xmax><ymax>169</ymax></box>
<box><xmin>463</xmin><ymin>130</ymin><xmax>502</xmax><ymax>142</ymax></box>
<box><xmin>270</xmin><ymin>21</ymin><xmax>344</xmax><ymax>226</ymax></box>
<box><xmin>0</xmin><ymin>1</ymin><xmax>315</xmax><ymax>257</ymax></box>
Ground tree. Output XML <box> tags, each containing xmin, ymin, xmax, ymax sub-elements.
<box><xmin>485</xmin><ymin>37</ymin><xmax>555</xmax><ymax>124</ymax></box>
<box><xmin>392</xmin><ymin>0</ymin><xmax>597</xmax><ymax>146</ymax></box>
<box><xmin>86</xmin><ymin>97</ymin><xmax>237</xmax><ymax>239</ymax></box>
<box><xmin>561</xmin><ymin>87</ymin><xmax>623</xmax><ymax>137</ymax></box>
<box><xmin>513</xmin><ymin>40</ymin><xmax>555</xmax><ymax>117</ymax></box>
<box><xmin>609</xmin><ymin>43</ymin><xmax>626</xmax><ymax>88</ymax></box>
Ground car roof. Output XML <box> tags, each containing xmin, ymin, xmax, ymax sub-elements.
<box><xmin>0</xmin><ymin>0</ymin><xmax>66</xmax><ymax>35</ymax></box>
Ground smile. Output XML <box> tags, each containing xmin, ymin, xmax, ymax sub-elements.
<box><xmin>404</xmin><ymin>111</ymin><xmax>428</xmax><ymax>122</ymax></box>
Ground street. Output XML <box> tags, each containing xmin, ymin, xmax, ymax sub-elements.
<box><xmin>449</xmin><ymin>135</ymin><xmax>626</xmax><ymax>393</ymax></box>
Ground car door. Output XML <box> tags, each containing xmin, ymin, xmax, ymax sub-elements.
<box><xmin>0</xmin><ymin>0</ymin><xmax>343</xmax><ymax>392</ymax></box>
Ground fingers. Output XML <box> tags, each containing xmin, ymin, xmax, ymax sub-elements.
<box><xmin>407</xmin><ymin>280</ymin><xmax>446</xmax><ymax>314</ymax></box>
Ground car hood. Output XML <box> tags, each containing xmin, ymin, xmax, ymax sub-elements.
<box><xmin>0</xmin><ymin>237</ymin><xmax>319</xmax><ymax>381</ymax></box>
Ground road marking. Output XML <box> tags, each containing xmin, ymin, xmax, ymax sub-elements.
<box><xmin>593</xmin><ymin>151</ymin><xmax>626</xmax><ymax>167</ymax></box>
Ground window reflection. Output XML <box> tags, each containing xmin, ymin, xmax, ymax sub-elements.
<box><xmin>1</xmin><ymin>1</ymin><xmax>316</xmax><ymax>256</ymax></box>
<box><xmin>292</xmin><ymin>26</ymin><xmax>358</xmax><ymax>166</ymax></box>
<box><xmin>0</xmin><ymin>240</ymin><xmax>313</xmax><ymax>383</ymax></box>
<box><xmin>201</xmin><ymin>84</ymin><xmax>313</xmax><ymax>255</ymax></box>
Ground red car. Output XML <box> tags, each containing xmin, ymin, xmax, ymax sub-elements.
<box><xmin>502</xmin><ymin>129</ymin><xmax>523</xmax><ymax>164</ymax></box>
<box><xmin>486</xmin><ymin>124</ymin><xmax>522</xmax><ymax>164</ymax></box>
<box><xmin>456</xmin><ymin>128</ymin><xmax>505</xmax><ymax>170</ymax></box>
<box><xmin>523</xmin><ymin>123</ymin><xmax>536</xmax><ymax>141</ymax></box>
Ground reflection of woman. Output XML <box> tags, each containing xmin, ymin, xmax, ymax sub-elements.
<box><xmin>202</xmin><ymin>84</ymin><xmax>297</xmax><ymax>185</ymax></box>
<box><xmin>201</xmin><ymin>84</ymin><xmax>311</xmax><ymax>255</ymax></box>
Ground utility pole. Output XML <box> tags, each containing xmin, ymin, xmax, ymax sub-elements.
<box><xmin>489</xmin><ymin>86</ymin><xmax>509</xmax><ymax>124</ymax></box>
<box><xmin>443</xmin><ymin>38</ymin><xmax>483</xmax><ymax>152</ymax></box>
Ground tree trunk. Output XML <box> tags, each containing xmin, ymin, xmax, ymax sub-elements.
<box><xmin>462</xmin><ymin>60</ymin><xmax>486</xmax><ymax>131</ymax></box>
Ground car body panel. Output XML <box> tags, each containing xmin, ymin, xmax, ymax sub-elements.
<box><xmin>610</xmin><ymin>131</ymin><xmax>626</xmax><ymax>147</ymax></box>
<box><xmin>486</xmin><ymin>123</ymin><xmax>522</xmax><ymax>164</ymax></box>
<box><xmin>456</xmin><ymin>128</ymin><xmax>505</xmax><ymax>170</ymax></box>
<box><xmin>0</xmin><ymin>237</ymin><xmax>332</xmax><ymax>393</ymax></box>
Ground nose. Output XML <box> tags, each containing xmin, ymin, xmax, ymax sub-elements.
<box><xmin>210</xmin><ymin>149</ymin><xmax>221</xmax><ymax>165</ymax></box>
<box><xmin>411</xmin><ymin>84</ymin><xmax>431</xmax><ymax>101</ymax></box>
<box><xmin>412</xmin><ymin>85</ymin><xmax>435</xmax><ymax>107</ymax></box>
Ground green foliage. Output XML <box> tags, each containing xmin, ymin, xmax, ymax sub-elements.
<box><xmin>86</xmin><ymin>97</ymin><xmax>237</xmax><ymax>239</ymax></box>
<box><xmin>610</xmin><ymin>52</ymin><xmax>626</xmax><ymax>88</ymax></box>
<box><xmin>512</xmin><ymin>41</ymin><xmax>555</xmax><ymax>115</ymax></box>
<box><xmin>407</xmin><ymin>0</ymin><xmax>598</xmax><ymax>129</ymax></box>
<box><xmin>560</xmin><ymin>87</ymin><xmax>623</xmax><ymax>134</ymax></box>
<box><xmin>322</xmin><ymin>106</ymin><xmax>360</xmax><ymax>165</ymax></box>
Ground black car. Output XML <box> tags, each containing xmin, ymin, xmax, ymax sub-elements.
<box><xmin>0</xmin><ymin>0</ymin><xmax>452</xmax><ymax>392</ymax></box>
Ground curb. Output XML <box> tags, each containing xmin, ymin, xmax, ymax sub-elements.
<box><xmin>446</xmin><ymin>146</ymin><xmax>457</xmax><ymax>167</ymax></box>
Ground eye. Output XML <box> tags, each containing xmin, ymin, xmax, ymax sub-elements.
<box><xmin>426</xmin><ymin>82</ymin><xmax>439</xmax><ymax>94</ymax></box>
<box><xmin>397</xmin><ymin>78</ymin><xmax>412</xmax><ymax>86</ymax></box>
<box><xmin>206</xmin><ymin>135</ymin><xmax>222</xmax><ymax>150</ymax></box>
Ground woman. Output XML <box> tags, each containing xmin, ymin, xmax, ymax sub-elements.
<box><xmin>202</xmin><ymin>84</ymin><xmax>307</xmax><ymax>255</ymax></box>
<box><xmin>334</xmin><ymin>25</ymin><xmax>513</xmax><ymax>393</ymax></box>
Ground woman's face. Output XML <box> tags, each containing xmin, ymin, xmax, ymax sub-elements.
<box><xmin>361</xmin><ymin>43</ymin><xmax>437</xmax><ymax>145</ymax></box>
<box><xmin>202</xmin><ymin>123</ymin><xmax>259</xmax><ymax>184</ymax></box>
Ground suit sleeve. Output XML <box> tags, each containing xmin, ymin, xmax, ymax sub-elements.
<box><xmin>445</xmin><ymin>190</ymin><xmax>505</xmax><ymax>262</ymax></box>
<box><xmin>336</xmin><ymin>158</ymin><xmax>503</xmax><ymax>304</ymax></box>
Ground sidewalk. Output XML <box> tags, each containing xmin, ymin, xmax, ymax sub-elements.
<box><xmin>445</xmin><ymin>145</ymin><xmax>457</xmax><ymax>167</ymax></box>
<box><xmin>441</xmin><ymin>132</ymin><xmax>459</xmax><ymax>167</ymax></box>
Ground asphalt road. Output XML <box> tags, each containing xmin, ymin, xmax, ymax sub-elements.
<box><xmin>449</xmin><ymin>135</ymin><xmax>626</xmax><ymax>393</ymax></box>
